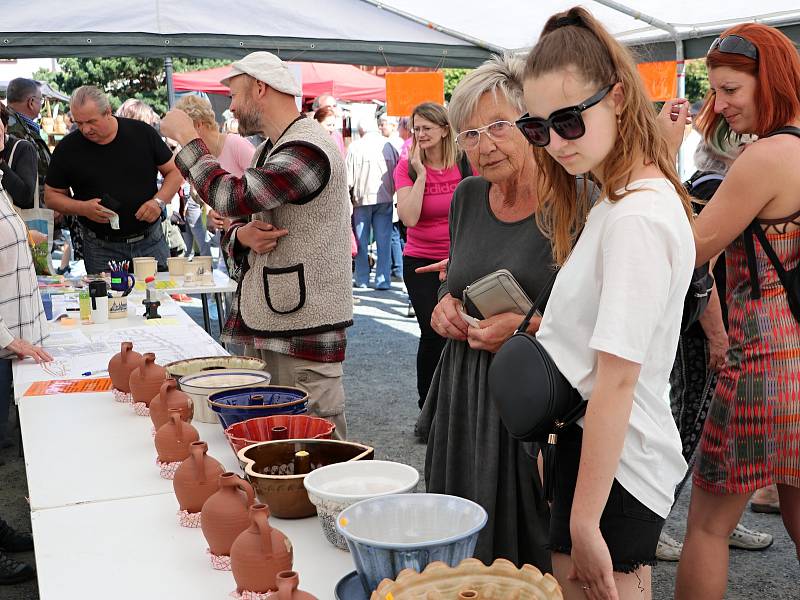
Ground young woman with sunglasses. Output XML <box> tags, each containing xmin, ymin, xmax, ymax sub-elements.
<box><xmin>520</xmin><ymin>7</ymin><xmax>695</xmax><ymax>598</ymax></box>
<box><xmin>394</xmin><ymin>102</ymin><xmax>471</xmax><ymax>411</ymax></box>
<box><xmin>674</xmin><ymin>23</ymin><xmax>800</xmax><ymax>600</ymax></box>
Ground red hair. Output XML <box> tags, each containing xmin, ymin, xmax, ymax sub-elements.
<box><xmin>697</xmin><ymin>23</ymin><xmax>800</xmax><ymax>138</ymax></box>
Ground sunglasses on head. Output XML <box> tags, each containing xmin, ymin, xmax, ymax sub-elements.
<box><xmin>515</xmin><ymin>85</ymin><xmax>613</xmax><ymax>147</ymax></box>
<box><xmin>707</xmin><ymin>35</ymin><xmax>758</xmax><ymax>61</ymax></box>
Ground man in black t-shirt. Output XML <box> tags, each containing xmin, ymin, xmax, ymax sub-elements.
<box><xmin>44</xmin><ymin>86</ymin><xmax>183</xmax><ymax>274</ymax></box>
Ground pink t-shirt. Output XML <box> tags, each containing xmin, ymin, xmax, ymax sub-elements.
<box><xmin>218</xmin><ymin>134</ymin><xmax>256</xmax><ymax>177</ymax></box>
<box><xmin>394</xmin><ymin>155</ymin><xmax>462</xmax><ymax>260</ymax></box>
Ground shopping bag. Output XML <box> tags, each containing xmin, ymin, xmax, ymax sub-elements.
<box><xmin>7</xmin><ymin>140</ymin><xmax>54</xmax><ymax>275</ymax></box>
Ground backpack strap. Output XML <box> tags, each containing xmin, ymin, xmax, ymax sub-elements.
<box><xmin>688</xmin><ymin>173</ymin><xmax>724</xmax><ymax>191</ymax></box>
<box><xmin>765</xmin><ymin>126</ymin><xmax>800</xmax><ymax>139</ymax></box>
<box><xmin>744</xmin><ymin>226</ymin><xmax>761</xmax><ymax>300</ymax></box>
<box><xmin>5</xmin><ymin>138</ymin><xmax>20</xmax><ymax>170</ymax></box>
<box><xmin>746</xmin><ymin>221</ymin><xmax>795</xmax><ymax>301</ymax></box>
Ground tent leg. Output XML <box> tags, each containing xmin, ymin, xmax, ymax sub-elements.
<box><xmin>165</xmin><ymin>57</ymin><xmax>176</xmax><ymax>108</ymax></box>
<box><xmin>676</xmin><ymin>39</ymin><xmax>686</xmax><ymax>177</ymax></box>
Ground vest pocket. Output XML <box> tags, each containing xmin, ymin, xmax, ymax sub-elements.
<box><xmin>262</xmin><ymin>264</ymin><xmax>306</xmax><ymax>314</ymax></box>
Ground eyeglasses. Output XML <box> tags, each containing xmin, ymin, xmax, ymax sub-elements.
<box><xmin>708</xmin><ymin>35</ymin><xmax>758</xmax><ymax>61</ymax></box>
<box><xmin>412</xmin><ymin>125</ymin><xmax>441</xmax><ymax>136</ymax></box>
<box><xmin>455</xmin><ymin>120</ymin><xmax>515</xmax><ymax>150</ymax></box>
<box><xmin>515</xmin><ymin>85</ymin><xmax>613</xmax><ymax>147</ymax></box>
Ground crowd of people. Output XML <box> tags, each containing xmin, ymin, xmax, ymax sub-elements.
<box><xmin>1</xmin><ymin>5</ymin><xmax>799</xmax><ymax>598</ymax></box>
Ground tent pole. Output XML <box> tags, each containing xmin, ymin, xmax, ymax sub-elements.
<box><xmin>165</xmin><ymin>57</ymin><xmax>176</xmax><ymax>108</ymax></box>
<box><xmin>592</xmin><ymin>0</ymin><xmax>684</xmax><ymax>173</ymax></box>
<box><xmin>357</xmin><ymin>0</ymin><xmax>504</xmax><ymax>55</ymax></box>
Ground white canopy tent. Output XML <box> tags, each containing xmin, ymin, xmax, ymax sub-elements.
<box><xmin>1</xmin><ymin>1</ymin><xmax>799</xmax><ymax>68</ymax></box>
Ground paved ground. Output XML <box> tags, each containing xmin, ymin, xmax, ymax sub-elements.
<box><xmin>1</xmin><ymin>282</ymin><xmax>797</xmax><ymax>598</ymax></box>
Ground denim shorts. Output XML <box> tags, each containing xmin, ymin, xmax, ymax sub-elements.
<box><xmin>548</xmin><ymin>424</ymin><xmax>664</xmax><ymax>573</ymax></box>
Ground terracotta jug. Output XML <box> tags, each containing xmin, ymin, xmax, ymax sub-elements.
<box><xmin>173</xmin><ymin>441</ymin><xmax>225</xmax><ymax>513</ymax></box>
<box><xmin>154</xmin><ymin>409</ymin><xmax>200</xmax><ymax>463</ymax></box>
<box><xmin>129</xmin><ymin>353</ymin><xmax>166</xmax><ymax>405</ymax></box>
<box><xmin>230</xmin><ymin>504</ymin><xmax>293</xmax><ymax>593</ymax></box>
<box><xmin>108</xmin><ymin>342</ymin><xmax>142</xmax><ymax>392</ymax></box>
<box><xmin>274</xmin><ymin>571</ymin><xmax>317</xmax><ymax>600</ymax></box>
<box><xmin>201</xmin><ymin>472</ymin><xmax>255</xmax><ymax>556</ymax></box>
<box><xmin>150</xmin><ymin>379</ymin><xmax>193</xmax><ymax>430</ymax></box>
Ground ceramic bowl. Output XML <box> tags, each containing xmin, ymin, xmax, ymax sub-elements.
<box><xmin>237</xmin><ymin>439</ymin><xmax>374</xmax><ymax>519</ymax></box>
<box><xmin>172</xmin><ymin>363</ymin><xmax>271</xmax><ymax>424</ymax></box>
<box><xmin>370</xmin><ymin>557</ymin><xmax>563</xmax><ymax>599</ymax></box>
<box><xmin>225</xmin><ymin>414</ymin><xmax>336</xmax><ymax>456</ymax></box>
<box><xmin>208</xmin><ymin>385</ymin><xmax>308</xmax><ymax>429</ymax></box>
<box><xmin>336</xmin><ymin>494</ymin><xmax>487</xmax><ymax>593</ymax></box>
<box><xmin>304</xmin><ymin>461</ymin><xmax>419</xmax><ymax>551</ymax></box>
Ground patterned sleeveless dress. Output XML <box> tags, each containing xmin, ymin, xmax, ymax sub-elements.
<box><xmin>695</xmin><ymin>215</ymin><xmax>800</xmax><ymax>494</ymax></box>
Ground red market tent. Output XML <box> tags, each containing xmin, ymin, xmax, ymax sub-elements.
<box><xmin>173</xmin><ymin>62</ymin><xmax>386</xmax><ymax>102</ymax></box>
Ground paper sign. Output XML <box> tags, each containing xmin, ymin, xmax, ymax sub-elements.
<box><xmin>637</xmin><ymin>60</ymin><xmax>677</xmax><ymax>102</ymax></box>
<box><xmin>386</xmin><ymin>72</ymin><xmax>445</xmax><ymax>117</ymax></box>
<box><xmin>25</xmin><ymin>377</ymin><xmax>113</xmax><ymax>396</ymax></box>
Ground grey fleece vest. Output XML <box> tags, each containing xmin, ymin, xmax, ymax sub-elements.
<box><xmin>238</xmin><ymin>118</ymin><xmax>353</xmax><ymax>336</ymax></box>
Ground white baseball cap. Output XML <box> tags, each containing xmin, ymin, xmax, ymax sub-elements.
<box><xmin>220</xmin><ymin>52</ymin><xmax>302</xmax><ymax>97</ymax></box>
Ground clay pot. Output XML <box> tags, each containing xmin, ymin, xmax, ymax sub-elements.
<box><xmin>173</xmin><ymin>441</ymin><xmax>225</xmax><ymax>513</ymax></box>
<box><xmin>230</xmin><ymin>504</ymin><xmax>293</xmax><ymax>593</ymax></box>
<box><xmin>150</xmin><ymin>379</ymin><xmax>194</xmax><ymax>430</ymax></box>
<box><xmin>108</xmin><ymin>342</ymin><xmax>142</xmax><ymax>392</ymax></box>
<box><xmin>274</xmin><ymin>571</ymin><xmax>317</xmax><ymax>600</ymax></box>
<box><xmin>154</xmin><ymin>409</ymin><xmax>200</xmax><ymax>463</ymax></box>
<box><xmin>129</xmin><ymin>353</ymin><xmax>166</xmax><ymax>406</ymax></box>
<box><xmin>201</xmin><ymin>472</ymin><xmax>255</xmax><ymax>556</ymax></box>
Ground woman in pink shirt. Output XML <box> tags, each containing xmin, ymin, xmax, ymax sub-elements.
<box><xmin>395</xmin><ymin>102</ymin><xmax>469</xmax><ymax>410</ymax></box>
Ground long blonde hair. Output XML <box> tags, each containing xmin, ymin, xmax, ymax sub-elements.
<box><xmin>409</xmin><ymin>102</ymin><xmax>458</xmax><ymax>169</ymax></box>
<box><xmin>523</xmin><ymin>6</ymin><xmax>693</xmax><ymax>264</ymax></box>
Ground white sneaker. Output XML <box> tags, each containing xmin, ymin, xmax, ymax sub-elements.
<box><xmin>656</xmin><ymin>531</ymin><xmax>683</xmax><ymax>561</ymax></box>
<box><xmin>728</xmin><ymin>523</ymin><xmax>773</xmax><ymax>550</ymax></box>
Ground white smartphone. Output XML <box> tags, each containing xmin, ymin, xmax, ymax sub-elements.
<box><xmin>459</xmin><ymin>309</ymin><xmax>481</xmax><ymax>328</ymax></box>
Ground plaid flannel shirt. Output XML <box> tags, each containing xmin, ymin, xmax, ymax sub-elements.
<box><xmin>174</xmin><ymin>132</ymin><xmax>346</xmax><ymax>363</ymax></box>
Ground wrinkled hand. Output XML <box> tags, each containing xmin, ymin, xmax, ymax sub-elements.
<box><xmin>207</xmin><ymin>209</ymin><xmax>228</xmax><ymax>233</ymax></box>
<box><xmin>466</xmin><ymin>311</ymin><xmax>529</xmax><ymax>354</ymax></box>
<box><xmin>79</xmin><ymin>198</ymin><xmax>112</xmax><ymax>223</ymax></box>
<box><xmin>135</xmin><ymin>199</ymin><xmax>162</xmax><ymax>223</ymax></box>
<box><xmin>236</xmin><ymin>220</ymin><xmax>288</xmax><ymax>254</ymax></box>
<box><xmin>707</xmin><ymin>331</ymin><xmax>729</xmax><ymax>371</ymax></box>
<box><xmin>6</xmin><ymin>339</ymin><xmax>53</xmax><ymax>363</ymax></box>
<box><xmin>569</xmin><ymin>523</ymin><xmax>618</xmax><ymax>600</ymax></box>
<box><xmin>657</xmin><ymin>98</ymin><xmax>691</xmax><ymax>159</ymax></box>
<box><xmin>431</xmin><ymin>293</ymin><xmax>468</xmax><ymax>341</ymax></box>
<box><xmin>160</xmin><ymin>109</ymin><xmax>199</xmax><ymax>147</ymax></box>
<box><xmin>415</xmin><ymin>259</ymin><xmax>448</xmax><ymax>282</ymax></box>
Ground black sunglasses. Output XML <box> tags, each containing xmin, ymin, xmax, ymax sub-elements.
<box><xmin>515</xmin><ymin>85</ymin><xmax>613</xmax><ymax>147</ymax></box>
<box><xmin>708</xmin><ymin>35</ymin><xmax>758</xmax><ymax>61</ymax></box>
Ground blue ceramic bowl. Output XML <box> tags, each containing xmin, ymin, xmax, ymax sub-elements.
<box><xmin>207</xmin><ymin>385</ymin><xmax>308</xmax><ymax>429</ymax></box>
<box><xmin>336</xmin><ymin>493</ymin><xmax>488</xmax><ymax>593</ymax></box>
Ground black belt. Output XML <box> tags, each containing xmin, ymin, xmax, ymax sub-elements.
<box><xmin>83</xmin><ymin>222</ymin><xmax>155</xmax><ymax>244</ymax></box>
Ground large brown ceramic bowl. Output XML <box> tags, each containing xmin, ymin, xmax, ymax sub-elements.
<box><xmin>237</xmin><ymin>439</ymin><xmax>374</xmax><ymax>519</ymax></box>
<box><xmin>371</xmin><ymin>558</ymin><xmax>563</xmax><ymax>599</ymax></box>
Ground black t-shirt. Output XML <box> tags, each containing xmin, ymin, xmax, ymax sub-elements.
<box><xmin>46</xmin><ymin>117</ymin><xmax>173</xmax><ymax>236</ymax></box>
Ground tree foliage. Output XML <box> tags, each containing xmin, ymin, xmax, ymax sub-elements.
<box><xmin>33</xmin><ymin>57</ymin><xmax>229</xmax><ymax>115</ymax></box>
<box><xmin>684</xmin><ymin>59</ymin><xmax>710</xmax><ymax>104</ymax></box>
<box><xmin>444</xmin><ymin>68</ymin><xmax>471</xmax><ymax>102</ymax></box>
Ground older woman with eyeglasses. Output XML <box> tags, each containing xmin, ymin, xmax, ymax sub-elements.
<box><xmin>415</xmin><ymin>56</ymin><xmax>576</xmax><ymax>570</ymax></box>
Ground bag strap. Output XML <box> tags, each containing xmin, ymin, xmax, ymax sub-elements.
<box><xmin>688</xmin><ymin>173</ymin><xmax>724</xmax><ymax>191</ymax></box>
<box><xmin>6</xmin><ymin>139</ymin><xmax>19</xmax><ymax>170</ymax></box>
<box><xmin>750</xmin><ymin>222</ymin><xmax>795</xmax><ymax>302</ymax></box>
<box><xmin>744</xmin><ymin>226</ymin><xmax>761</xmax><ymax>300</ymax></box>
<box><xmin>765</xmin><ymin>126</ymin><xmax>800</xmax><ymax>139</ymax></box>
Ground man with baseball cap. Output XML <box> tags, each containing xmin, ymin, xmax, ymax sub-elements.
<box><xmin>162</xmin><ymin>52</ymin><xmax>353</xmax><ymax>438</ymax></box>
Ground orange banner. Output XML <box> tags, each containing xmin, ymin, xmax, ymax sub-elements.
<box><xmin>25</xmin><ymin>377</ymin><xmax>113</xmax><ymax>396</ymax></box>
<box><xmin>386</xmin><ymin>72</ymin><xmax>445</xmax><ymax>117</ymax></box>
<box><xmin>637</xmin><ymin>60</ymin><xmax>677</xmax><ymax>102</ymax></box>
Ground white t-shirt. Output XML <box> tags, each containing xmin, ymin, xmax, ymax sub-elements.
<box><xmin>537</xmin><ymin>178</ymin><xmax>694</xmax><ymax>518</ymax></box>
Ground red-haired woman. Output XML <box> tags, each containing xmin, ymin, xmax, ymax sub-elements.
<box><xmin>675</xmin><ymin>23</ymin><xmax>800</xmax><ymax>599</ymax></box>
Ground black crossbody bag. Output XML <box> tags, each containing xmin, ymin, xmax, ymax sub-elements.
<box><xmin>743</xmin><ymin>126</ymin><xmax>800</xmax><ymax>325</ymax></box>
<box><xmin>487</xmin><ymin>265</ymin><xmax>587</xmax><ymax>501</ymax></box>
